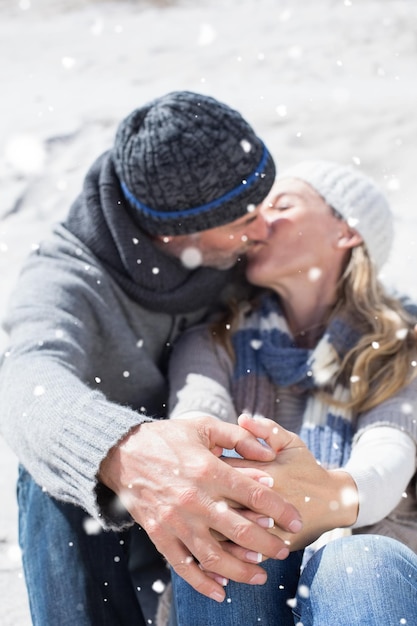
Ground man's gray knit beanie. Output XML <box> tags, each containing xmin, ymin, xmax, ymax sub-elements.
<box><xmin>278</xmin><ymin>160</ymin><xmax>394</xmax><ymax>269</ymax></box>
<box><xmin>112</xmin><ymin>90</ymin><xmax>276</xmax><ymax>236</ymax></box>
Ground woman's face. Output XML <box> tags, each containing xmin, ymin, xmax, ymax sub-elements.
<box><xmin>246</xmin><ymin>178</ymin><xmax>349</xmax><ymax>290</ymax></box>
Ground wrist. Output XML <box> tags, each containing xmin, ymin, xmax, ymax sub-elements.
<box><xmin>98</xmin><ymin>423</ymin><xmax>142</xmax><ymax>493</ymax></box>
<box><xmin>329</xmin><ymin>470</ymin><xmax>359</xmax><ymax>528</ymax></box>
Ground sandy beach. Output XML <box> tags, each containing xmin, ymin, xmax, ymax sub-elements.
<box><xmin>1</xmin><ymin>0</ymin><xmax>417</xmax><ymax>622</ymax></box>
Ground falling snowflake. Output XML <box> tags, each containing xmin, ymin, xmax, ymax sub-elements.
<box><xmin>396</xmin><ymin>328</ymin><xmax>408</xmax><ymax>340</ymax></box>
<box><xmin>198</xmin><ymin>23</ymin><xmax>216</xmax><ymax>46</ymax></box>
<box><xmin>387</xmin><ymin>178</ymin><xmax>400</xmax><ymax>191</ymax></box>
<box><xmin>152</xmin><ymin>579</ymin><xmax>166</xmax><ymax>594</ymax></box>
<box><xmin>240</xmin><ymin>139</ymin><xmax>252</xmax><ymax>153</ymax></box>
<box><xmin>83</xmin><ymin>517</ymin><xmax>102</xmax><ymax>535</ymax></box>
<box><xmin>347</xmin><ymin>216</ymin><xmax>359</xmax><ymax>228</ymax></box>
<box><xmin>5</xmin><ymin>133</ymin><xmax>46</xmax><ymax>175</ymax></box>
<box><xmin>287</xmin><ymin>45</ymin><xmax>303</xmax><ymax>59</ymax></box>
<box><xmin>215</xmin><ymin>501</ymin><xmax>228</xmax><ymax>514</ymax></box>
<box><xmin>61</xmin><ymin>56</ymin><xmax>76</xmax><ymax>69</ymax></box>
<box><xmin>90</xmin><ymin>18</ymin><xmax>103</xmax><ymax>36</ymax></box>
<box><xmin>180</xmin><ymin>247</ymin><xmax>203</xmax><ymax>269</ymax></box>
<box><xmin>308</xmin><ymin>267</ymin><xmax>322</xmax><ymax>282</ymax></box>
<box><xmin>276</xmin><ymin>105</ymin><xmax>288</xmax><ymax>118</ymax></box>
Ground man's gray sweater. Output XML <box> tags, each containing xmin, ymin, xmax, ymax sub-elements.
<box><xmin>0</xmin><ymin>153</ymin><xmax>243</xmax><ymax>529</ymax></box>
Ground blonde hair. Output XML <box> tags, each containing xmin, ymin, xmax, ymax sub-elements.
<box><xmin>331</xmin><ymin>244</ymin><xmax>417</xmax><ymax>413</ymax></box>
<box><xmin>211</xmin><ymin>244</ymin><xmax>417</xmax><ymax>415</ymax></box>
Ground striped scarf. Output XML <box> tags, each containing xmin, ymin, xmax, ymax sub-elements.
<box><xmin>231</xmin><ymin>293</ymin><xmax>363</xmax><ymax>469</ymax></box>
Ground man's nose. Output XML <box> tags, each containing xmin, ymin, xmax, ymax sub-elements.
<box><xmin>245</xmin><ymin>212</ymin><xmax>271</xmax><ymax>241</ymax></box>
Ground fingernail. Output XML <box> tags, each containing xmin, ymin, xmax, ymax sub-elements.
<box><xmin>213</xmin><ymin>575</ymin><xmax>228</xmax><ymax>586</ymax></box>
<box><xmin>257</xmin><ymin>476</ymin><xmax>274</xmax><ymax>487</ymax></box>
<box><xmin>209</xmin><ymin>590</ymin><xmax>226</xmax><ymax>603</ymax></box>
<box><xmin>256</xmin><ymin>516</ymin><xmax>274</xmax><ymax>529</ymax></box>
<box><xmin>288</xmin><ymin>519</ymin><xmax>303</xmax><ymax>533</ymax></box>
<box><xmin>249</xmin><ymin>572</ymin><xmax>267</xmax><ymax>585</ymax></box>
<box><xmin>276</xmin><ymin>547</ymin><xmax>290</xmax><ymax>559</ymax></box>
<box><xmin>246</xmin><ymin>551</ymin><xmax>263</xmax><ymax>563</ymax></box>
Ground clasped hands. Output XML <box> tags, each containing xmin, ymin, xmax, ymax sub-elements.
<box><xmin>219</xmin><ymin>413</ymin><xmax>358</xmax><ymax>558</ymax></box>
<box><xmin>99</xmin><ymin>413</ymin><xmax>358</xmax><ymax>603</ymax></box>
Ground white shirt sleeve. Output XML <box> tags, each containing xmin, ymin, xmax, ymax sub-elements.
<box><xmin>343</xmin><ymin>426</ymin><xmax>416</xmax><ymax>528</ymax></box>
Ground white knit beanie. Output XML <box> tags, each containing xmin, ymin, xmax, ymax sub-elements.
<box><xmin>278</xmin><ymin>160</ymin><xmax>394</xmax><ymax>270</ymax></box>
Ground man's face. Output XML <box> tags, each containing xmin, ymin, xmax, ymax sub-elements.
<box><xmin>159</xmin><ymin>206</ymin><xmax>270</xmax><ymax>270</ymax></box>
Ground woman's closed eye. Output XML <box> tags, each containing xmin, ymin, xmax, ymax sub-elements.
<box><xmin>270</xmin><ymin>198</ymin><xmax>293</xmax><ymax>212</ymax></box>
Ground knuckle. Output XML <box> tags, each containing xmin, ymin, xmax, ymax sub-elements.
<box><xmin>245</xmin><ymin>483</ymin><xmax>268</xmax><ymax>510</ymax></box>
<box><xmin>171</xmin><ymin>557</ymin><xmax>195</xmax><ymax>579</ymax></box>
<box><xmin>144</xmin><ymin>516</ymin><xmax>163</xmax><ymax>539</ymax></box>
<box><xmin>231</xmin><ymin>521</ymin><xmax>252</xmax><ymax>545</ymax></box>
<box><xmin>176</xmin><ymin>486</ymin><xmax>201</xmax><ymax>509</ymax></box>
<box><xmin>198</xmin><ymin>550</ymin><xmax>222</xmax><ymax>573</ymax></box>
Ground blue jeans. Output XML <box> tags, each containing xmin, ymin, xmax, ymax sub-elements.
<box><xmin>17</xmin><ymin>466</ymin><xmax>167</xmax><ymax>625</ymax></box>
<box><xmin>171</xmin><ymin>535</ymin><xmax>417</xmax><ymax>625</ymax></box>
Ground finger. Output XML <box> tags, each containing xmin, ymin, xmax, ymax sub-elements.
<box><xmin>237</xmin><ymin>413</ymin><xmax>303</xmax><ymax>452</ymax></box>
<box><xmin>233</xmin><ymin>466</ymin><xmax>274</xmax><ymax>488</ymax></box>
<box><xmin>198</xmin><ymin>565</ymin><xmax>229</xmax><ymax>588</ymax></box>
<box><xmin>163</xmin><ymin>542</ymin><xmax>228</xmax><ymax>602</ymax></box>
<box><xmin>220</xmin><ymin>538</ymin><xmax>289</xmax><ymax>564</ymax></box>
<box><xmin>201</xmin><ymin>417</ymin><xmax>277</xmax><ymax>462</ymax></box>
<box><xmin>229</xmin><ymin>507</ymin><xmax>275</xmax><ymax>529</ymax></box>
<box><xmin>219</xmin><ymin>462</ymin><xmax>302</xmax><ymax>534</ymax></box>
<box><xmin>156</xmin><ymin>528</ymin><xmax>269</xmax><ymax>592</ymax></box>
<box><xmin>207</xmin><ymin>501</ymin><xmax>295</xmax><ymax>559</ymax></box>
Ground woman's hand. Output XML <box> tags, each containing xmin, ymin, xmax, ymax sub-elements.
<box><xmin>223</xmin><ymin>414</ymin><xmax>359</xmax><ymax>554</ymax></box>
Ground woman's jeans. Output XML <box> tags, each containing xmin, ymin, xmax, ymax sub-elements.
<box><xmin>17</xmin><ymin>466</ymin><xmax>167</xmax><ymax>626</ymax></box>
<box><xmin>171</xmin><ymin>534</ymin><xmax>417</xmax><ymax>625</ymax></box>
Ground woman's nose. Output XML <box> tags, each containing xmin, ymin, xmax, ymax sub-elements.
<box><xmin>245</xmin><ymin>212</ymin><xmax>271</xmax><ymax>241</ymax></box>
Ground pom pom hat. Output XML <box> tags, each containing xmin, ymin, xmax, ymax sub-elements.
<box><xmin>112</xmin><ymin>91</ymin><xmax>276</xmax><ymax>236</ymax></box>
<box><xmin>278</xmin><ymin>160</ymin><xmax>394</xmax><ymax>269</ymax></box>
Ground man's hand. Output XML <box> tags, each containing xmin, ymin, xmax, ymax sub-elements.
<box><xmin>98</xmin><ymin>416</ymin><xmax>302</xmax><ymax>602</ymax></box>
<box><xmin>224</xmin><ymin>414</ymin><xmax>359</xmax><ymax>554</ymax></box>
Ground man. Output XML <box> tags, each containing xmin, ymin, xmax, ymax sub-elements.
<box><xmin>0</xmin><ymin>91</ymin><xmax>302</xmax><ymax>625</ymax></box>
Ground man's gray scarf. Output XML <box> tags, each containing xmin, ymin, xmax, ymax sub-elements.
<box><xmin>64</xmin><ymin>151</ymin><xmax>243</xmax><ymax>314</ymax></box>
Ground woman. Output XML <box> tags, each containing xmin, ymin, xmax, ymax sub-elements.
<box><xmin>167</xmin><ymin>161</ymin><xmax>417</xmax><ymax>625</ymax></box>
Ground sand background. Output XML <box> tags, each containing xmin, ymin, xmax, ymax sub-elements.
<box><xmin>1</xmin><ymin>0</ymin><xmax>417</xmax><ymax>622</ymax></box>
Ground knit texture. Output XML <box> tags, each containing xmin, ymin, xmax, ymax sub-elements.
<box><xmin>278</xmin><ymin>160</ymin><xmax>393</xmax><ymax>269</ymax></box>
<box><xmin>231</xmin><ymin>294</ymin><xmax>356</xmax><ymax>469</ymax></box>
<box><xmin>112</xmin><ymin>91</ymin><xmax>276</xmax><ymax>235</ymax></box>
<box><xmin>65</xmin><ymin>152</ymin><xmax>246</xmax><ymax>313</ymax></box>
